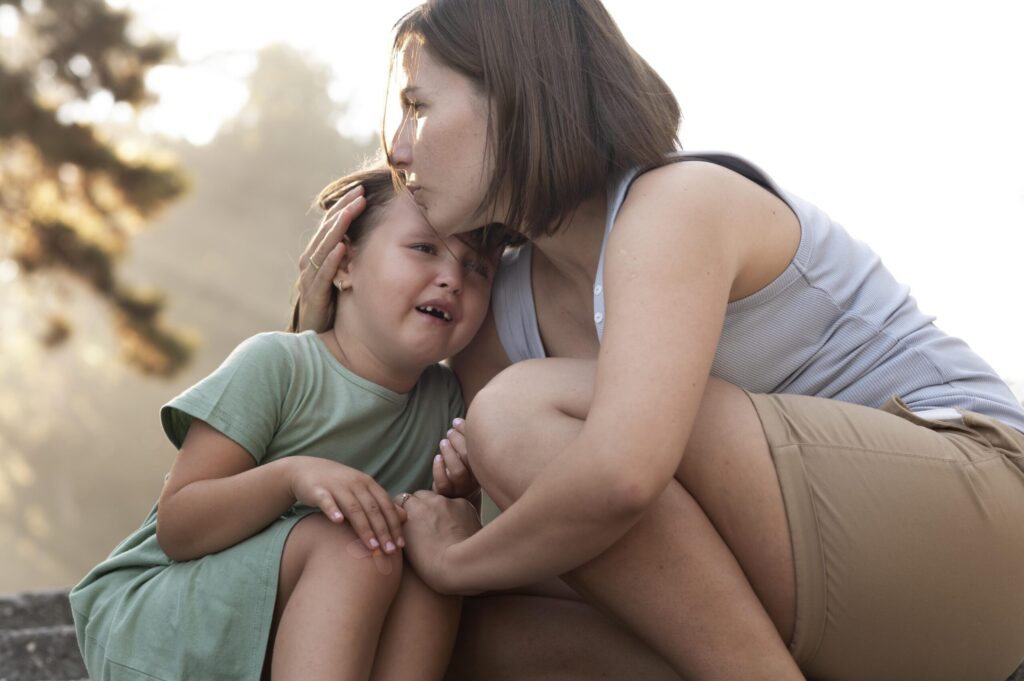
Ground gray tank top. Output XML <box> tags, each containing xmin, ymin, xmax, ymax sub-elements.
<box><xmin>491</xmin><ymin>151</ymin><xmax>1024</xmax><ymax>432</ymax></box>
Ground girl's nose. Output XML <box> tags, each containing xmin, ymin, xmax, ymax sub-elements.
<box><xmin>437</xmin><ymin>258</ymin><xmax>463</xmax><ymax>294</ymax></box>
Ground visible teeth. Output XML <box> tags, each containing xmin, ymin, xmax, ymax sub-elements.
<box><xmin>417</xmin><ymin>305</ymin><xmax>452</xmax><ymax>321</ymax></box>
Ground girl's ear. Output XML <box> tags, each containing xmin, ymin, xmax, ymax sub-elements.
<box><xmin>333</xmin><ymin>238</ymin><xmax>355</xmax><ymax>291</ymax></box>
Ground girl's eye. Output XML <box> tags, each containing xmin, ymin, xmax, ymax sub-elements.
<box><xmin>411</xmin><ymin>243</ymin><xmax>436</xmax><ymax>255</ymax></box>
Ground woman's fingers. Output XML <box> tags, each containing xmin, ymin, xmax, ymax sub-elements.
<box><xmin>306</xmin><ymin>195</ymin><xmax>365</xmax><ymax>276</ymax></box>
<box><xmin>301</xmin><ymin>185</ymin><xmax>364</xmax><ymax>265</ymax></box>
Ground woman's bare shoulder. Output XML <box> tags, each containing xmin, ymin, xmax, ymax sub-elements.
<box><xmin>617</xmin><ymin>160</ymin><xmax>799</xmax><ymax>301</ymax></box>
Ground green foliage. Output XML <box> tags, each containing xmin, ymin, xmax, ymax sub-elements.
<box><xmin>0</xmin><ymin>0</ymin><xmax>192</xmax><ymax>375</ymax></box>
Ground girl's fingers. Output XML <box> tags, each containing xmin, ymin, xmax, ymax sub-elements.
<box><xmin>354</xmin><ymin>487</ymin><xmax>398</xmax><ymax>555</ymax></box>
<box><xmin>432</xmin><ymin>453</ymin><xmax>453</xmax><ymax>496</ymax></box>
<box><xmin>336</xmin><ymin>491</ymin><xmax>380</xmax><ymax>553</ymax></box>
<box><xmin>315</xmin><ymin>489</ymin><xmax>345</xmax><ymax>524</ymax></box>
<box><xmin>446</xmin><ymin>427</ymin><xmax>468</xmax><ymax>460</ymax></box>
<box><xmin>368</xmin><ymin>484</ymin><xmax>405</xmax><ymax>550</ymax></box>
<box><xmin>451</xmin><ymin>417</ymin><xmax>466</xmax><ymax>435</ymax></box>
<box><xmin>439</xmin><ymin>439</ymin><xmax>469</xmax><ymax>486</ymax></box>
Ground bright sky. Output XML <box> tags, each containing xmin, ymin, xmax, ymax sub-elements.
<box><xmin>114</xmin><ymin>0</ymin><xmax>1023</xmax><ymax>384</ymax></box>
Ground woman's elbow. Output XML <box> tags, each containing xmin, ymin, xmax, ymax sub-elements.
<box><xmin>605</xmin><ymin>473</ymin><xmax>665</xmax><ymax>520</ymax></box>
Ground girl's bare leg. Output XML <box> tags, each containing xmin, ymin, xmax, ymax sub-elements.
<box><xmin>370</xmin><ymin>563</ymin><xmax>462</xmax><ymax>681</ymax></box>
<box><xmin>268</xmin><ymin>513</ymin><xmax>403</xmax><ymax>681</ymax></box>
<box><xmin>464</xmin><ymin>359</ymin><xmax>803</xmax><ymax>681</ymax></box>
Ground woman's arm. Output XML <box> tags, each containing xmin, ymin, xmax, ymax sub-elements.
<box><xmin>410</xmin><ymin>163</ymin><xmax>765</xmax><ymax>593</ymax></box>
<box><xmin>295</xmin><ymin>187</ymin><xmax>366</xmax><ymax>332</ymax></box>
<box><xmin>156</xmin><ymin>420</ymin><xmax>407</xmax><ymax>561</ymax></box>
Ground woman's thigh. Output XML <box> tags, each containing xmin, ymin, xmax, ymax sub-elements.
<box><xmin>748</xmin><ymin>392</ymin><xmax>1024</xmax><ymax>681</ymax></box>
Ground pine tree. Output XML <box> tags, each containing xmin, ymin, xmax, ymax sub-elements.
<box><xmin>0</xmin><ymin>0</ymin><xmax>191</xmax><ymax>375</ymax></box>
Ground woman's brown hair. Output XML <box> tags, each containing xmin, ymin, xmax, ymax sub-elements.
<box><xmin>387</xmin><ymin>0</ymin><xmax>681</xmax><ymax>238</ymax></box>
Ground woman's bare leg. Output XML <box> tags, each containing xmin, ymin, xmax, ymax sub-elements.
<box><xmin>446</xmin><ymin>591</ymin><xmax>682</xmax><ymax>681</ymax></box>
<box><xmin>464</xmin><ymin>359</ymin><xmax>802</xmax><ymax>681</ymax></box>
<box><xmin>268</xmin><ymin>514</ymin><xmax>402</xmax><ymax>681</ymax></box>
<box><xmin>370</xmin><ymin>564</ymin><xmax>462</xmax><ymax>681</ymax></box>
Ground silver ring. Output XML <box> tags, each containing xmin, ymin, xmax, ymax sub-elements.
<box><xmin>397</xmin><ymin>492</ymin><xmax>412</xmax><ymax>507</ymax></box>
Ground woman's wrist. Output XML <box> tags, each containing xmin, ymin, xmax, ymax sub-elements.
<box><xmin>440</xmin><ymin>539</ymin><xmax>478</xmax><ymax>595</ymax></box>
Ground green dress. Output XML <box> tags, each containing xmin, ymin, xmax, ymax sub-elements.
<box><xmin>69</xmin><ymin>331</ymin><xmax>464</xmax><ymax>681</ymax></box>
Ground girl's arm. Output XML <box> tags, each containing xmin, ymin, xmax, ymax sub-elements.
<box><xmin>156</xmin><ymin>420</ymin><xmax>407</xmax><ymax>561</ymax></box>
<box><xmin>411</xmin><ymin>162</ymin><xmax>768</xmax><ymax>593</ymax></box>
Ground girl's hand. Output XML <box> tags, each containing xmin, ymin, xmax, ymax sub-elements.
<box><xmin>432</xmin><ymin>418</ymin><xmax>480</xmax><ymax>498</ymax></box>
<box><xmin>297</xmin><ymin>186</ymin><xmax>366</xmax><ymax>332</ymax></box>
<box><xmin>288</xmin><ymin>456</ymin><xmax>407</xmax><ymax>554</ymax></box>
<box><xmin>401</xmin><ymin>491</ymin><xmax>482</xmax><ymax>594</ymax></box>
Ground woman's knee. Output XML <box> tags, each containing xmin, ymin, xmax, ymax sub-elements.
<box><xmin>467</xmin><ymin>359</ymin><xmax>595</xmax><ymax>474</ymax></box>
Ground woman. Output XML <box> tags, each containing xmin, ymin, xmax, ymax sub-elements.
<box><xmin>296</xmin><ymin>2</ymin><xmax>1024</xmax><ymax>680</ymax></box>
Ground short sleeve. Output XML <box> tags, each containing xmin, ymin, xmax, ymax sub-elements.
<box><xmin>160</xmin><ymin>333</ymin><xmax>294</xmax><ymax>463</ymax></box>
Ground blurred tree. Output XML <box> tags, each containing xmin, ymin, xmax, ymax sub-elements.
<box><xmin>0</xmin><ymin>0</ymin><xmax>191</xmax><ymax>375</ymax></box>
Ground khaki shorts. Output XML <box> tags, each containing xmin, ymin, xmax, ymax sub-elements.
<box><xmin>748</xmin><ymin>393</ymin><xmax>1024</xmax><ymax>681</ymax></box>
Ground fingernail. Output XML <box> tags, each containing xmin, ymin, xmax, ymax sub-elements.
<box><xmin>453</xmin><ymin>418</ymin><xmax>464</xmax><ymax>426</ymax></box>
<box><xmin>434</xmin><ymin>454</ymin><xmax>442</xmax><ymax>462</ymax></box>
<box><xmin>386</xmin><ymin>541</ymin><xmax>396</xmax><ymax>553</ymax></box>
<box><xmin>397</xmin><ymin>537</ymin><xmax>406</xmax><ymax>547</ymax></box>
<box><xmin>441</xmin><ymin>439</ymin><xmax>450</xmax><ymax>448</ymax></box>
<box><xmin>332</xmin><ymin>511</ymin><xmax>343</xmax><ymax>520</ymax></box>
<box><xmin>369</xmin><ymin>538</ymin><xmax>380</xmax><ymax>549</ymax></box>
<box><xmin>446</xmin><ymin>429</ymin><xmax>454</xmax><ymax>437</ymax></box>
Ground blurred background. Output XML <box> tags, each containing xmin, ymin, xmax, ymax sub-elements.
<box><xmin>1</xmin><ymin>0</ymin><xmax>1021</xmax><ymax>593</ymax></box>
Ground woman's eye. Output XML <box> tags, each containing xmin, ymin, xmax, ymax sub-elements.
<box><xmin>403</xmin><ymin>98</ymin><xmax>423</xmax><ymax>116</ymax></box>
<box><xmin>464</xmin><ymin>258</ymin><xmax>491</xmax><ymax>278</ymax></box>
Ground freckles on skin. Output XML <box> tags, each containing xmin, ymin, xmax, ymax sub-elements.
<box><xmin>396</xmin><ymin>43</ymin><xmax>495</xmax><ymax>235</ymax></box>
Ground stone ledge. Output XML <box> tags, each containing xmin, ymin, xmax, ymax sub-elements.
<box><xmin>1</xmin><ymin>590</ymin><xmax>1022</xmax><ymax>681</ymax></box>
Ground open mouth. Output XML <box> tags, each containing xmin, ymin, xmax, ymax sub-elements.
<box><xmin>416</xmin><ymin>305</ymin><xmax>452</xmax><ymax>322</ymax></box>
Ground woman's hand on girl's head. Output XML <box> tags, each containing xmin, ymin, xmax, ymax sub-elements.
<box><xmin>287</xmin><ymin>456</ymin><xmax>407</xmax><ymax>555</ymax></box>
<box><xmin>400</xmin><ymin>491</ymin><xmax>482</xmax><ymax>595</ymax></box>
<box><xmin>432</xmin><ymin>417</ymin><xmax>479</xmax><ymax>498</ymax></box>
<box><xmin>296</xmin><ymin>185</ymin><xmax>366</xmax><ymax>332</ymax></box>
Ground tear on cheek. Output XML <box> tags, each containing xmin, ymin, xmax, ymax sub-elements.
<box><xmin>346</xmin><ymin>538</ymin><xmax>395</xmax><ymax>575</ymax></box>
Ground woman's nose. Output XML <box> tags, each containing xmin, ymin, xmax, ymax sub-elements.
<box><xmin>389</xmin><ymin>114</ymin><xmax>413</xmax><ymax>168</ymax></box>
